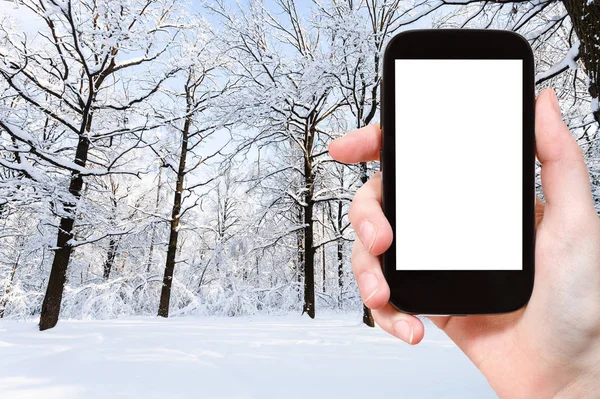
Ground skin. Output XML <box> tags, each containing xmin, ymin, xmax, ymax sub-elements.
<box><xmin>328</xmin><ymin>89</ymin><xmax>600</xmax><ymax>398</ymax></box>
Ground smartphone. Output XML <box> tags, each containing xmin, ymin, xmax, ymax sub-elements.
<box><xmin>380</xmin><ymin>29</ymin><xmax>535</xmax><ymax>315</ymax></box>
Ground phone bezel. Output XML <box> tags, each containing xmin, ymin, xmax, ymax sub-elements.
<box><xmin>381</xmin><ymin>29</ymin><xmax>535</xmax><ymax>315</ymax></box>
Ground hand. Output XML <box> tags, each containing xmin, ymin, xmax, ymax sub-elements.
<box><xmin>328</xmin><ymin>89</ymin><xmax>600</xmax><ymax>398</ymax></box>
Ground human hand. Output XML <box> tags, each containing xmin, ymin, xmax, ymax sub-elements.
<box><xmin>328</xmin><ymin>89</ymin><xmax>600</xmax><ymax>398</ymax></box>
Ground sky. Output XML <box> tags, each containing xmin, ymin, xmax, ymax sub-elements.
<box><xmin>0</xmin><ymin>0</ymin><xmax>435</xmax><ymax>193</ymax></box>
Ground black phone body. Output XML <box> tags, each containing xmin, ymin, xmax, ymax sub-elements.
<box><xmin>381</xmin><ymin>29</ymin><xmax>535</xmax><ymax>315</ymax></box>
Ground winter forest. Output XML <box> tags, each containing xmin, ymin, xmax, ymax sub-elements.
<box><xmin>0</xmin><ymin>0</ymin><xmax>598</xmax><ymax>332</ymax></box>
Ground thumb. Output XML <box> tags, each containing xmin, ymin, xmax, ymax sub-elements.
<box><xmin>535</xmin><ymin>89</ymin><xmax>594</xmax><ymax>215</ymax></box>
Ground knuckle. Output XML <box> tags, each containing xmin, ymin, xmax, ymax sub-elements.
<box><xmin>350</xmin><ymin>242</ymin><xmax>367</xmax><ymax>275</ymax></box>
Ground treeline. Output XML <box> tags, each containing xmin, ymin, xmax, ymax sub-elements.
<box><xmin>0</xmin><ymin>0</ymin><xmax>598</xmax><ymax>330</ymax></box>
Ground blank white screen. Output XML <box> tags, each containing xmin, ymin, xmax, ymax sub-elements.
<box><xmin>395</xmin><ymin>59</ymin><xmax>522</xmax><ymax>271</ymax></box>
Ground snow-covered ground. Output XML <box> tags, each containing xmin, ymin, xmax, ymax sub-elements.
<box><xmin>0</xmin><ymin>314</ymin><xmax>496</xmax><ymax>399</ymax></box>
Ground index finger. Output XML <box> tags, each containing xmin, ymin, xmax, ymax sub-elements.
<box><xmin>328</xmin><ymin>124</ymin><xmax>381</xmax><ymax>164</ymax></box>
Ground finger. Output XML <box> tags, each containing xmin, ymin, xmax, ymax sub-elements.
<box><xmin>535</xmin><ymin>89</ymin><xmax>595</xmax><ymax>215</ymax></box>
<box><xmin>348</xmin><ymin>172</ymin><xmax>393</xmax><ymax>256</ymax></box>
<box><xmin>351</xmin><ymin>238</ymin><xmax>390</xmax><ymax>310</ymax></box>
<box><xmin>328</xmin><ymin>124</ymin><xmax>381</xmax><ymax>164</ymax></box>
<box><xmin>372</xmin><ymin>303</ymin><xmax>425</xmax><ymax>345</ymax></box>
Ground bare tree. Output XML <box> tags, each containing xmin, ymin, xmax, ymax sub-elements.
<box><xmin>156</xmin><ymin>22</ymin><xmax>230</xmax><ymax>317</ymax></box>
<box><xmin>398</xmin><ymin>0</ymin><xmax>598</xmax><ymax>124</ymax></box>
<box><xmin>97</xmin><ymin>176</ymin><xmax>131</xmax><ymax>279</ymax></box>
<box><xmin>0</xmin><ymin>0</ymin><xmax>182</xmax><ymax>330</ymax></box>
<box><xmin>210</xmin><ymin>0</ymin><xmax>346</xmax><ymax>318</ymax></box>
<box><xmin>146</xmin><ymin>167</ymin><xmax>165</xmax><ymax>273</ymax></box>
<box><xmin>318</xmin><ymin>0</ymin><xmax>408</xmax><ymax>326</ymax></box>
<box><xmin>320</xmin><ymin>163</ymin><xmax>358</xmax><ymax>308</ymax></box>
<box><xmin>0</xmin><ymin>0</ymin><xmax>595</xmax><ymax>323</ymax></box>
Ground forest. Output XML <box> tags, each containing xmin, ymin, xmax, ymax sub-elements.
<box><xmin>0</xmin><ymin>0</ymin><xmax>598</xmax><ymax>331</ymax></box>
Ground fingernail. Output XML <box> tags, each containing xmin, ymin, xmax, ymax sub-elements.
<box><xmin>359</xmin><ymin>272</ymin><xmax>379</xmax><ymax>304</ymax></box>
<box><xmin>394</xmin><ymin>320</ymin><xmax>414</xmax><ymax>344</ymax></box>
<box><xmin>359</xmin><ymin>221</ymin><xmax>377</xmax><ymax>252</ymax></box>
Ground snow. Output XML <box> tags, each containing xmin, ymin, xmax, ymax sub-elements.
<box><xmin>0</xmin><ymin>315</ymin><xmax>495</xmax><ymax>399</ymax></box>
<box><xmin>535</xmin><ymin>40</ymin><xmax>580</xmax><ymax>84</ymax></box>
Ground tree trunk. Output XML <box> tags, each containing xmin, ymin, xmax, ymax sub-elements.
<box><xmin>337</xmin><ymin>239</ymin><xmax>344</xmax><ymax>308</ymax></box>
<box><xmin>337</xmin><ymin>201</ymin><xmax>344</xmax><ymax>309</ymax></box>
<box><xmin>561</xmin><ymin>0</ymin><xmax>600</xmax><ymax>124</ymax></box>
<box><xmin>359</xmin><ymin>162</ymin><xmax>375</xmax><ymax>327</ymax></box>
<box><xmin>103</xmin><ymin>237</ymin><xmax>119</xmax><ymax>279</ymax></box>
<box><xmin>39</xmin><ymin>134</ymin><xmax>90</xmax><ymax>331</ymax></box>
<box><xmin>0</xmin><ymin>251</ymin><xmax>20</xmax><ymax>319</ymax></box>
<box><xmin>295</xmin><ymin>205</ymin><xmax>304</xmax><ymax>306</ymax></box>
<box><xmin>302</xmin><ymin>126</ymin><xmax>316</xmax><ymax>319</ymax></box>
<box><xmin>157</xmin><ymin>115</ymin><xmax>190</xmax><ymax>318</ymax></box>
<box><xmin>303</xmin><ymin>197</ymin><xmax>315</xmax><ymax>318</ymax></box>
<box><xmin>322</xmin><ymin>208</ymin><xmax>326</xmax><ymax>293</ymax></box>
<box><xmin>297</xmin><ymin>206</ymin><xmax>304</xmax><ymax>283</ymax></box>
<box><xmin>147</xmin><ymin>168</ymin><xmax>162</xmax><ymax>273</ymax></box>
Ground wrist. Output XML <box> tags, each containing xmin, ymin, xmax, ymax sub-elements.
<box><xmin>525</xmin><ymin>355</ymin><xmax>600</xmax><ymax>398</ymax></box>
<box><xmin>553</xmin><ymin>366</ymin><xmax>600</xmax><ymax>399</ymax></box>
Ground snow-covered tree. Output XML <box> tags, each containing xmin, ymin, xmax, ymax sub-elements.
<box><xmin>0</xmin><ymin>0</ymin><xmax>184</xmax><ymax>329</ymax></box>
<box><xmin>1</xmin><ymin>0</ymin><xmax>597</xmax><ymax>325</ymax></box>
<box><xmin>209</xmin><ymin>0</ymin><xmax>347</xmax><ymax>318</ymax></box>
<box><xmin>154</xmin><ymin>17</ymin><xmax>232</xmax><ymax>317</ymax></box>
